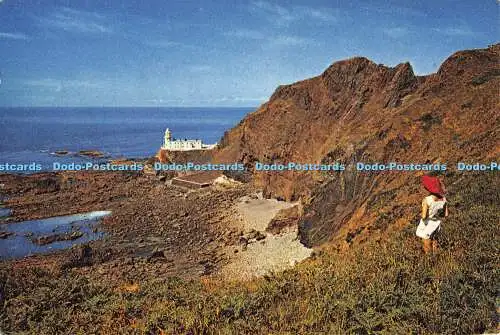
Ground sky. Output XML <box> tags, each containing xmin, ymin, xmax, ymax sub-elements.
<box><xmin>0</xmin><ymin>0</ymin><xmax>497</xmax><ymax>107</ymax></box>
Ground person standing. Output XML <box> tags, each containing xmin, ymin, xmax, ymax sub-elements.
<box><xmin>416</xmin><ymin>175</ymin><xmax>449</xmax><ymax>253</ymax></box>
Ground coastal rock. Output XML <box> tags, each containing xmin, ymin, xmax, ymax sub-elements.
<box><xmin>0</xmin><ymin>231</ymin><xmax>13</xmax><ymax>239</ymax></box>
<box><xmin>32</xmin><ymin>231</ymin><xmax>84</xmax><ymax>246</ymax></box>
<box><xmin>150</xmin><ymin>248</ymin><xmax>166</xmax><ymax>258</ymax></box>
<box><xmin>244</xmin><ymin>229</ymin><xmax>266</xmax><ymax>242</ymax></box>
<box><xmin>255</xmin><ymin>232</ymin><xmax>266</xmax><ymax>241</ymax></box>
<box><xmin>238</xmin><ymin>236</ymin><xmax>248</xmax><ymax>245</ymax></box>
<box><xmin>62</xmin><ymin>244</ymin><xmax>94</xmax><ymax>268</ymax></box>
<box><xmin>214</xmin><ymin>44</ymin><xmax>500</xmax><ymax>246</ymax></box>
<box><xmin>78</xmin><ymin>150</ymin><xmax>106</xmax><ymax>158</ymax></box>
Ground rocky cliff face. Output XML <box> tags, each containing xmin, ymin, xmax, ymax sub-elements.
<box><xmin>214</xmin><ymin>44</ymin><xmax>500</xmax><ymax>246</ymax></box>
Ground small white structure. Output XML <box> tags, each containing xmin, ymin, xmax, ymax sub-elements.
<box><xmin>162</xmin><ymin>128</ymin><xmax>216</xmax><ymax>151</ymax></box>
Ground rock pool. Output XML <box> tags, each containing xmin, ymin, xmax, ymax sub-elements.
<box><xmin>0</xmin><ymin>211</ymin><xmax>111</xmax><ymax>260</ymax></box>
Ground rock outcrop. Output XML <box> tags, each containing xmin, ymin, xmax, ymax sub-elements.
<box><xmin>214</xmin><ymin>44</ymin><xmax>500</xmax><ymax>246</ymax></box>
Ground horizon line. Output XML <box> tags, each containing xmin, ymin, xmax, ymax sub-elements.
<box><xmin>0</xmin><ymin>105</ymin><xmax>260</xmax><ymax>109</ymax></box>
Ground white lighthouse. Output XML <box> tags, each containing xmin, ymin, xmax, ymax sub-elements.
<box><xmin>163</xmin><ymin>128</ymin><xmax>172</xmax><ymax>147</ymax></box>
<box><xmin>162</xmin><ymin>127</ymin><xmax>215</xmax><ymax>151</ymax></box>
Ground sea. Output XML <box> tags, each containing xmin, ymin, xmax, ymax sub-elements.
<box><xmin>0</xmin><ymin>107</ymin><xmax>252</xmax><ymax>172</ymax></box>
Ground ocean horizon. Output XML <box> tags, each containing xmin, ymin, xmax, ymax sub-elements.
<box><xmin>0</xmin><ymin>107</ymin><xmax>252</xmax><ymax>170</ymax></box>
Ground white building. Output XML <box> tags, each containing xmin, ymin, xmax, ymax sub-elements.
<box><xmin>162</xmin><ymin>128</ymin><xmax>216</xmax><ymax>151</ymax></box>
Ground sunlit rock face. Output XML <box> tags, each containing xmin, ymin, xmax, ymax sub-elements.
<box><xmin>214</xmin><ymin>44</ymin><xmax>500</xmax><ymax>245</ymax></box>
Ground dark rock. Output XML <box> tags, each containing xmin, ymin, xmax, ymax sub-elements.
<box><xmin>0</xmin><ymin>231</ymin><xmax>13</xmax><ymax>239</ymax></box>
<box><xmin>78</xmin><ymin>244</ymin><xmax>93</xmax><ymax>259</ymax></box>
<box><xmin>69</xmin><ymin>231</ymin><xmax>84</xmax><ymax>239</ymax></box>
<box><xmin>238</xmin><ymin>236</ymin><xmax>248</xmax><ymax>246</ymax></box>
<box><xmin>62</xmin><ymin>244</ymin><xmax>93</xmax><ymax>269</ymax></box>
<box><xmin>150</xmin><ymin>248</ymin><xmax>165</xmax><ymax>258</ymax></box>
<box><xmin>78</xmin><ymin>150</ymin><xmax>105</xmax><ymax>158</ymax></box>
<box><xmin>245</xmin><ymin>229</ymin><xmax>259</xmax><ymax>240</ymax></box>
<box><xmin>32</xmin><ymin>231</ymin><xmax>84</xmax><ymax>246</ymax></box>
<box><xmin>255</xmin><ymin>232</ymin><xmax>266</xmax><ymax>241</ymax></box>
<box><xmin>244</xmin><ymin>229</ymin><xmax>266</xmax><ymax>241</ymax></box>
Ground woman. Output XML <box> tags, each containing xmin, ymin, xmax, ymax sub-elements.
<box><xmin>416</xmin><ymin>175</ymin><xmax>448</xmax><ymax>253</ymax></box>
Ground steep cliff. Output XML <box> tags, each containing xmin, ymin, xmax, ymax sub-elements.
<box><xmin>215</xmin><ymin>44</ymin><xmax>500</xmax><ymax>246</ymax></box>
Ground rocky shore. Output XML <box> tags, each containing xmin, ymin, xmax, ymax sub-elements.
<box><xmin>0</xmin><ymin>166</ymin><xmax>307</xmax><ymax>283</ymax></box>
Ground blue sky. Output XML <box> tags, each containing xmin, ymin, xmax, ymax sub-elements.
<box><xmin>0</xmin><ymin>0</ymin><xmax>497</xmax><ymax>107</ymax></box>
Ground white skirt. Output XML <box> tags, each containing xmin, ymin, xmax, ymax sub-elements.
<box><xmin>416</xmin><ymin>218</ymin><xmax>441</xmax><ymax>240</ymax></box>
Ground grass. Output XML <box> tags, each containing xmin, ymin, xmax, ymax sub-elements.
<box><xmin>1</xmin><ymin>172</ymin><xmax>498</xmax><ymax>334</ymax></box>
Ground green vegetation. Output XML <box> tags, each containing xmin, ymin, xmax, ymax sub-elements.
<box><xmin>1</xmin><ymin>172</ymin><xmax>498</xmax><ymax>334</ymax></box>
<box><xmin>420</xmin><ymin>113</ymin><xmax>443</xmax><ymax>132</ymax></box>
<box><xmin>470</xmin><ymin>69</ymin><xmax>500</xmax><ymax>86</ymax></box>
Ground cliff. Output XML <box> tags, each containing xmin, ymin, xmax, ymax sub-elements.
<box><xmin>214</xmin><ymin>44</ymin><xmax>500</xmax><ymax>246</ymax></box>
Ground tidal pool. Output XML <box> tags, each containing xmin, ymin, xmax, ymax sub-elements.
<box><xmin>0</xmin><ymin>211</ymin><xmax>111</xmax><ymax>260</ymax></box>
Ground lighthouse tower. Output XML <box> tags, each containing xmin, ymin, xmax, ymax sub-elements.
<box><xmin>163</xmin><ymin>128</ymin><xmax>172</xmax><ymax>149</ymax></box>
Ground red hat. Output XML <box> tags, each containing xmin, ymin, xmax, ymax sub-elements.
<box><xmin>421</xmin><ymin>175</ymin><xmax>445</xmax><ymax>196</ymax></box>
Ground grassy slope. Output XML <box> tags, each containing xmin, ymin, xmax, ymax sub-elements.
<box><xmin>1</xmin><ymin>172</ymin><xmax>498</xmax><ymax>334</ymax></box>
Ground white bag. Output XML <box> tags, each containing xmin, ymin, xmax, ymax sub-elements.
<box><xmin>416</xmin><ymin>218</ymin><xmax>441</xmax><ymax>239</ymax></box>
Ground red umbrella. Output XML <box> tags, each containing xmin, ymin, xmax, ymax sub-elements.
<box><xmin>421</xmin><ymin>175</ymin><xmax>445</xmax><ymax>197</ymax></box>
